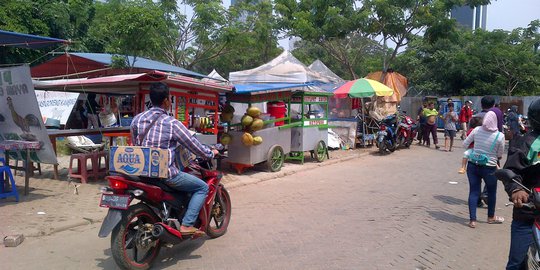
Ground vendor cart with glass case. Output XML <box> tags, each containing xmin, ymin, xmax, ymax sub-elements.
<box><xmin>288</xmin><ymin>91</ymin><xmax>330</xmax><ymax>164</ymax></box>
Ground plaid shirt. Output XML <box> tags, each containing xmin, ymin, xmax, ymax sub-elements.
<box><xmin>131</xmin><ymin>107</ymin><xmax>213</xmax><ymax>178</ymax></box>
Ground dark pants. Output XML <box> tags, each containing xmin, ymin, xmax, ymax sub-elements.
<box><xmin>417</xmin><ymin>123</ymin><xmax>425</xmax><ymax>141</ymax></box>
<box><xmin>466</xmin><ymin>162</ymin><xmax>497</xmax><ymax>221</ymax></box>
<box><xmin>423</xmin><ymin>124</ymin><xmax>438</xmax><ymax>145</ymax></box>
<box><xmin>507</xmin><ymin>219</ymin><xmax>534</xmax><ymax>270</ymax></box>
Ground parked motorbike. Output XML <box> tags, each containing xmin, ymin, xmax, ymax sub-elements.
<box><xmin>376</xmin><ymin>114</ymin><xmax>398</xmax><ymax>154</ymax></box>
<box><xmin>495</xmin><ymin>169</ymin><xmax>540</xmax><ymax>269</ymax></box>
<box><xmin>98</xmin><ymin>145</ymin><xmax>231</xmax><ymax>270</ymax></box>
<box><xmin>395</xmin><ymin>112</ymin><xmax>418</xmax><ymax>148</ymax></box>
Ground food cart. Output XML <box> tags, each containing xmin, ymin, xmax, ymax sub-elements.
<box><xmin>33</xmin><ymin>71</ymin><xmax>232</xmax><ymax>176</ymax></box>
<box><xmin>224</xmin><ymin>90</ymin><xmax>297</xmax><ymax>174</ymax></box>
<box><xmin>137</xmin><ymin>75</ymin><xmax>225</xmax><ymax>145</ymax></box>
<box><xmin>288</xmin><ymin>91</ymin><xmax>330</xmax><ymax>163</ymax></box>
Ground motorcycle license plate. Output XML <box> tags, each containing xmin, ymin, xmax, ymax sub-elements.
<box><xmin>99</xmin><ymin>194</ymin><xmax>131</xmax><ymax>210</ymax></box>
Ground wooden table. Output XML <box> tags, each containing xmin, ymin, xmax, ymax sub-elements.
<box><xmin>0</xmin><ymin>140</ymin><xmax>42</xmax><ymax>195</ymax></box>
<box><xmin>47</xmin><ymin>127</ymin><xmax>131</xmax><ymax>179</ymax></box>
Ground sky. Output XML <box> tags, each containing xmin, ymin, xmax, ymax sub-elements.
<box><xmin>487</xmin><ymin>0</ymin><xmax>539</xmax><ymax>31</ymax></box>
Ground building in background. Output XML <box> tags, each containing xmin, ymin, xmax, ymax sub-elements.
<box><xmin>451</xmin><ymin>5</ymin><xmax>488</xmax><ymax>30</ymax></box>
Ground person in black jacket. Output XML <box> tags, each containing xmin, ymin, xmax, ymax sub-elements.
<box><xmin>503</xmin><ymin>99</ymin><xmax>540</xmax><ymax>270</ymax></box>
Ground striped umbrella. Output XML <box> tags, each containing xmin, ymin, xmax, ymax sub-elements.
<box><xmin>333</xmin><ymin>78</ymin><xmax>394</xmax><ymax>98</ymax></box>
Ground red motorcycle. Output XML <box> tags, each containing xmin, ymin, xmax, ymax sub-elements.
<box><xmin>396</xmin><ymin>112</ymin><xmax>418</xmax><ymax>148</ymax></box>
<box><xmin>98</xmin><ymin>147</ymin><xmax>231</xmax><ymax>270</ymax></box>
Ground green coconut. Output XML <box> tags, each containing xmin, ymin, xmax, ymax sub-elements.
<box><xmin>241</xmin><ymin>114</ymin><xmax>254</xmax><ymax>127</ymax></box>
<box><xmin>220</xmin><ymin>133</ymin><xmax>232</xmax><ymax>145</ymax></box>
<box><xmin>250</xmin><ymin>118</ymin><xmax>264</xmax><ymax>131</ymax></box>
<box><xmin>241</xmin><ymin>132</ymin><xmax>253</xmax><ymax>146</ymax></box>
<box><xmin>246</xmin><ymin>106</ymin><xmax>261</xmax><ymax>118</ymax></box>
<box><xmin>252</xmin><ymin>136</ymin><xmax>263</xmax><ymax>145</ymax></box>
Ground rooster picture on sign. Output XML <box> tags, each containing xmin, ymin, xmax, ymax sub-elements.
<box><xmin>6</xmin><ymin>96</ymin><xmax>41</xmax><ymax>141</ymax></box>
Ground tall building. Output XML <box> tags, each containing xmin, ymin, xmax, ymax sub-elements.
<box><xmin>451</xmin><ymin>5</ymin><xmax>488</xmax><ymax>30</ymax></box>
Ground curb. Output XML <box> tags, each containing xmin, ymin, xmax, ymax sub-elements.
<box><xmin>24</xmin><ymin>216</ymin><xmax>103</xmax><ymax>238</ymax></box>
<box><xmin>26</xmin><ymin>150</ymin><xmax>371</xmax><ymax>239</ymax></box>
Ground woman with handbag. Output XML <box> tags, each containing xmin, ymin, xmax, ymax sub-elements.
<box><xmin>462</xmin><ymin>111</ymin><xmax>505</xmax><ymax>228</ymax></box>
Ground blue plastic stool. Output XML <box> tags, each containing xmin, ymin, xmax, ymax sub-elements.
<box><xmin>0</xmin><ymin>157</ymin><xmax>19</xmax><ymax>202</ymax></box>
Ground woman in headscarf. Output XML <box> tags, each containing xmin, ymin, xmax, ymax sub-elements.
<box><xmin>462</xmin><ymin>111</ymin><xmax>505</xmax><ymax>228</ymax></box>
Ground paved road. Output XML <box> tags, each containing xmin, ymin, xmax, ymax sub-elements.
<box><xmin>0</xmin><ymin>142</ymin><xmax>513</xmax><ymax>269</ymax></box>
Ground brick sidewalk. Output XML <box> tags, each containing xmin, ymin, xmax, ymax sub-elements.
<box><xmin>0</xmin><ymin>147</ymin><xmax>369</xmax><ymax>239</ymax></box>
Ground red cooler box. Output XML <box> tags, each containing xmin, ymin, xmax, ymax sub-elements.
<box><xmin>267</xmin><ymin>101</ymin><xmax>287</xmax><ymax>126</ymax></box>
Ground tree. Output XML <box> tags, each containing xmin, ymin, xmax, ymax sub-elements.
<box><xmin>275</xmin><ymin>0</ymin><xmax>370</xmax><ymax>79</ymax></box>
<box><xmin>0</xmin><ymin>0</ymin><xmax>94</xmax><ymax>64</ymax></box>
<box><xmin>292</xmin><ymin>37</ymin><xmax>385</xmax><ymax>80</ymax></box>
<box><xmin>86</xmin><ymin>0</ymin><xmax>168</xmax><ymax>67</ymax></box>
<box><xmin>192</xmin><ymin>0</ymin><xmax>282</xmax><ymax>76</ymax></box>
<box><xmin>394</xmin><ymin>26</ymin><xmax>540</xmax><ymax>96</ymax></box>
<box><xmin>276</xmin><ymin>0</ymin><xmax>493</xmax><ymax>81</ymax></box>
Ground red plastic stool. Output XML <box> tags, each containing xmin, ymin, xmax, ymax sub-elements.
<box><xmin>92</xmin><ymin>151</ymin><xmax>108</xmax><ymax>179</ymax></box>
<box><xmin>68</xmin><ymin>153</ymin><xmax>96</xmax><ymax>184</ymax></box>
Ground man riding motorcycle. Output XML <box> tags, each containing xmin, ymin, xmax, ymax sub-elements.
<box><xmin>502</xmin><ymin>99</ymin><xmax>540</xmax><ymax>269</ymax></box>
<box><xmin>130</xmin><ymin>82</ymin><xmax>219</xmax><ymax>235</ymax></box>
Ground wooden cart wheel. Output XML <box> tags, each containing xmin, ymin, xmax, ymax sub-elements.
<box><xmin>314</xmin><ymin>140</ymin><xmax>327</xmax><ymax>162</ymax></box>
<box><xmin>266</xmin><ymin>145</ymin><xmax>284</xmax><ymax>172</ymax></box>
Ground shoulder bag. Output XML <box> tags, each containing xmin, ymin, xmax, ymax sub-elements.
<box><xmin>468</xmin><ymin>132</ymin><xmax>500</xmax><ymax>166</ymax></box>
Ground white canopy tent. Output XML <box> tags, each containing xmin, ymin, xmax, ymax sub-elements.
<box><xmin>229</xmin><ymin>50</ymin><xmax>337</xmax><ymax>84</ymax></box>
<box><xmin>308</xmin><ymin>59</ymin><xmax>344</xmax><ymax>84</ymax></box>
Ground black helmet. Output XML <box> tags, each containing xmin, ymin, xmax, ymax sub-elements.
<box><xmin>528</xmin><ymin>99</ymin><xmax>540</xmax><ymax>132</ymax></box>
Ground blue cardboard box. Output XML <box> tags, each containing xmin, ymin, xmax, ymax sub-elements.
<box><xmin>109</xmin><ymin>146</ymin><xmax>169</xmax><ymax>178</ymax></box>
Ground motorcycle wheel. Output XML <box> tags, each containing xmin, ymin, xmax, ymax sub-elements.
<box><xmin>206</xmin><ymin>185</ymin><xmax>232</xmax><ymax>238</ymax></box>
<box><xmin>378</xmin><ymin>140</ymin><xmax>386</xmax><ymax>154</ymax></box>
<box><xmin>111</xmin><ymin>204</ymin><xmax>161</xmax><ymax>270</ymax></box>
<box><xmin>528</xmin><ymin>243</ymin><xmax>540</xmax><ymax>269</ymax></box>
<box><xmin>388</xmin><ymin>141</ymin><xmax>396</xmax><ymax>152</ymax></box>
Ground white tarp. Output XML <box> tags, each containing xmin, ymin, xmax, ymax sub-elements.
<box><xmin>308</xmin><ymin>59</ymin><xmax>344</xmax><ymax>83</ymax></box>
<box><xmin>229</xmin><ymin>50</ymin><xmax>335</xmax><ymax>84</ymax></box>
<box><xmin>203</xmin><ymin>69</ymin><xmax>228</xmax><ymax>82</ymax></box>
<box><xmin>0</xmin><ymin>65</ymin><xmax>58</xmax><ymax>164</ymax></box>
<box><xmin>35</xmin><ymin>90</ymin><xmax>79</xmax><ymax>125</ymax></box>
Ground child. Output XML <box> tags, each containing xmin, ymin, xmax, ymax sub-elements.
<box><xmin>458</xmin><ymin>117</ymin><xmax>483</xmax><ymax>174</ymax></box>
<box><xmin>443</xmin><ymin>102</ymin><xmax>458</xmax><ymax>151</ymax></box>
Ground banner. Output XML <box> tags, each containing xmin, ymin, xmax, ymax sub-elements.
<box><xmin>0</xmin><ymin>65</ymin><xmax>58</xmax><ymax>164</ymax></box>
<box><xmin>35</xmin><ymin>90</ymin><xmax>79</xmax><ymax>125</ymax></box>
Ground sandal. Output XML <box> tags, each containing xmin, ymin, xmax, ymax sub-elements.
<box><xmin>468</xmin><ymin>221</ymin><xmax>476</xmax><ymax>228</ymax></box>
<box><xmin>487</xmin><ymin>216</ymin><xmax>504</xmax><ymax>224</ymax></box>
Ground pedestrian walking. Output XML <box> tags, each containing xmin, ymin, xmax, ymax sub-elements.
<box><xmin>459</xmin><ymin>100</ymin><xmax>473</xmax><ymax>139</ymax></box>
<box><xmin>443</xmin><ymin>102</ymin><xmax>458</xmax><ymax>151</ymax></box>
<box><xmin>422</xmin><ymin>101</ymin><xmax>440</xmax><ymax>149</ymax></box>
<box><xmin>463</xmin><ymin>111</ymin><xmax>505</xmax><ymax>228</ymax></box>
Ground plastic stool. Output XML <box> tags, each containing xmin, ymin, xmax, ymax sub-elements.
<box><xmin>68</xmin><ymin>153</ymin><xmax>96</xmax><ymax>184</ymax></box>
<box><xmin>93</xmin><ymin>151</ymin><xmax>108</xmax><ymax>179</ymax></box>
<box><xmin>0</xmin><ymin>158</ymin><xmax>19</xmax><ymax>202</ymax></box>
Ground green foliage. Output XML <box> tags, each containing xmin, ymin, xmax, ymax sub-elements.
<box><xmin>394</xmin><ymin>24</ymin><xmax>540</xmax><ymax>96</ymax></box>
<box><xmin>86</xmin><ymin>0</ymin><xmax>168</xmax><ymax>63</ymax></box>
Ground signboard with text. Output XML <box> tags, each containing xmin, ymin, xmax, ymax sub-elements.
<box><xmin>0</xmin><ymin>65</ymin><xmax>58</xmax><ymax>164</ymax></box>
<box><xmin>35</xmin><ymin>90</ymin><xmax>79</xmax><ymax>125</ymax></box>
